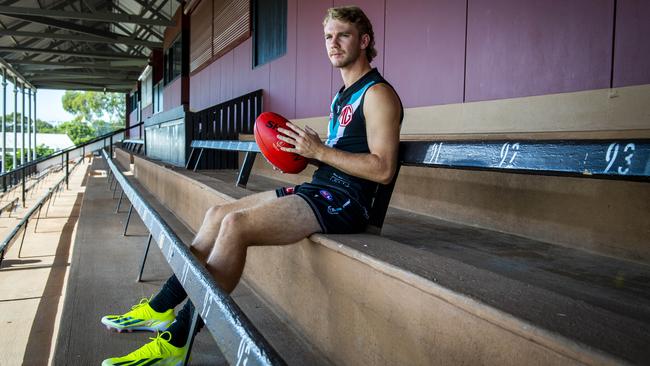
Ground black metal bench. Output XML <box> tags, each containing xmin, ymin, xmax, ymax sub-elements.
<box><xmin>186</xmin><ymin>140</ymin><xmax>261</xmax><ymax>188</ymax></box>
<box><xmin>121</xmin><ymin>139</ymin><xmax>144</xmax><ymax>154</ymax></box>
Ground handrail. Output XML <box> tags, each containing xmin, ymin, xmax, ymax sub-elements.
<box><xmin>101</xmin><ymin>149</ymin><xmax>285</xmax><ymax>366</ymax></box>
<box><xmin>0</xmin><ymin>157</ymin><xmax>84</xmax><ymax>268</ymax></box>
<box><xmin>0</xmin><ymin>122</ymin><xmax>143</xmax><ymax>205</ymax></box>
<box><xmin>0</xmin><ymin>122</ymin><xmax>144</xmax><ymax>179</ymax></box>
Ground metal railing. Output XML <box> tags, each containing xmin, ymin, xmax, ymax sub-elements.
<box><xmin>101</xmin><ymin>148</ymin><xmax>285</xmax><ymax>366</ymax></box>
<box><xmin>190</xmin><ymin>89</ymin><xmax>262</xmax><ymax>170</ymax></box>
<box><xmin>0</xmin><ymin>122</ymin><xmax>143</xmax><ymax>207</ymax></box>
<box><xmin>0</xmin><ymin>157</ymin><xmax>84</xmax><ymax>268</ymax></box>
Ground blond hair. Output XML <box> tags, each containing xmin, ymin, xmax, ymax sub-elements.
<box><xmin>323</xmin><ymin>6</ymin><xmax>377</xmax><ymax>63</ymax></box>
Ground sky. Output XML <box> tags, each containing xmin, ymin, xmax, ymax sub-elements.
<box><xmin>2</xmin><ymin>83</ymin><xmax>75</xmax><ymax>124</ymax></box>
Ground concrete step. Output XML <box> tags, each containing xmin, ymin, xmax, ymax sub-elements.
<box><xmin>54</xmin><ymin>156</ymin><xmax>329</xmax><ymax>365</ymax></box>
<box><xmin>129</xmin><ymin>152</ymin><xmax>649</xmax><ymax>365</ymax></box>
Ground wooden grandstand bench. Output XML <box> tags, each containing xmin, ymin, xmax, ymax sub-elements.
<box><xmin>128</xmin><ymin>134</ymin><xmax>650</xmax><ymax>365</ymax></box>
<box><xmin>0</xmin><ymin>197</ymin><xmax>18</xmax><ymax>217</ymax></box>
<box><xmin>185</xmin><ymin>137</ymin><xmax>650</xmax><ymax>233</ymax></box>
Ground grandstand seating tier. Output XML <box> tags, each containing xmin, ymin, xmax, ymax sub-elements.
<box><xmin>125</xmin><ymin>148</ymin><xmax>649</xmax><ymax>365</ymax></box>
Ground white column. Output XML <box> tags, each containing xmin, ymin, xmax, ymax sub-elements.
<box><xmin>20</xmin><ymin>82</ymin><xmax>25</xmax><ymax>165</ymax></box>
<box><xmin>12</xmin><ymin>77</ymin><xmax>17</xmax><ymax>170</ymax></box>
<box><xmin>1</xmin><ymin>69</ymin><xmax>6</xmax><ymax>173</ymax></box>
<box><xmin>27</xmin><ymin>88</ymin><xmax>31</xmax><ymax>162</ymax></box>
<box><xmin>33</xmin><ymin>89</ymin><xmax>37</xmax><ymax>160</ymax></box>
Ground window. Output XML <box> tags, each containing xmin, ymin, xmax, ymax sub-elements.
<box><xmin>128</xmin><ymin>91</ymin><xmax>139</xmax><ymax>114</ymax></box>
<box><xmin>165</xmin><ymin>35</ymin><xmax>183</xmax><ymax>84</ymax></box>
<box><xmin>153</xmin><ymin>81</ymin><xmax>164</xmax><ymax>114</ymax></box>
<box><xmin>140</xmin><ymin>67</ymin><xmax>153</xmax><ymax>108</ymax></box>
<box><xmin>252</xmin><ymin>0</ymin><xmax>287</xmax><ymax>67</ymax></box>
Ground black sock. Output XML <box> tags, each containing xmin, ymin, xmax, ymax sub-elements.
<box><xmin>149</xmin><ymin>274</ymin><xmax>187</xmax><ymax>313</ymax></box>
<box><xmin>166</xmin><ymin>300</ymin><xmax>205</xmax><ymax>347</ymax></box>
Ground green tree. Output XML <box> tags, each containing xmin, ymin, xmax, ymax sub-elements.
<box><xmin>59</xmin><ymin>118</ymin><xmax>96</xmax><ymax>145</ymax></box>
<box><xmin>2</xmin><ymin>113</ymin><xmax>62</xmax><ymax>133</ymax></box>
<box><xmin>3</xmin><ymin>144</ymin><xmax>55</xmax><ymax>171</ymax></box>
<box><xmin>62</xmin><ymin>91</ymin><xmax>125</xmax><ymax>124</ymax></box>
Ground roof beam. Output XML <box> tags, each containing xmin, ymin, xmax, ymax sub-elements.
<box><xmin>0</xmin><ymin>57</ymin><xmax>35</xmax><ymax>88</ymax></box>
<box><xmin>0</xmin><ymin>6</ymin><xmax>174</xmax><ymax>26</ymax></box>
<box><xmin>0</xmin><ymin>46</ymin><xmax>148</xmax><ymax>60</ymax></box>
<box><xmin>29</xmin><ymin>76</ymin><xmax>133</xmax><ymax>83</ymax></box>
<box><xmin>131</xmin><ymin>0</ymin><xmax>171</xmax><ymax>22</ymax></box>
<box><xmin>7</xmin><ymin>59</ymin><xmax>145</xmax><ymax>70</ymax></box>
<box><xmin>1</xmin><ymin>13</ymin><xmax>125</xmax><ymax>40</ymax></box>
<box><xmin>34</xmin><ymin>81</ymin><xmax>133</xmax><ymax>92</ymax></box>
<box><xmin>24</xmin><ymin>70</ymin><xmax>136</xmax><ymax>78</ymax></box>
<box><xmin>0</xmin><ymin>29</ymin><xmax>162</xmax><ymax>48</ymax></box>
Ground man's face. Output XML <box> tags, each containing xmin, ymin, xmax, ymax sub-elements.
<box><xmin>324</xmin><ymin>19</ymin><xmax>366</xmax><ymax>68</ymax></box>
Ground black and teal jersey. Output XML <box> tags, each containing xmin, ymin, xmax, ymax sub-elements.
<box><xmin>311</xmin><ymin>68</ymin><xmax>403</xmax><ymax>207</ymax></box>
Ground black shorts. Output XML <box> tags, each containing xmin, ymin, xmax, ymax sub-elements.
<box><xmin>276</xmin><ymin>182</ymin><xmax>369</xmax><ymax>234</ymax></box>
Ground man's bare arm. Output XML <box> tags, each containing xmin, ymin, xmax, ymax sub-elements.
<box><xmin>277</xmin><ymin>83</ymin><xmax>401</xmax><ymax>184</ymax></box>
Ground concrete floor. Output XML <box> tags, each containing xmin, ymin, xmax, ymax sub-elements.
<box><xmin>0</xmin><ymin>161</ymin><xmax>87</xmax><ymax>366</ymax></box>
<box><xmin>47</xmin><ymin>156</ymin><xmax>325</xmax><ymax>366</ymax></box>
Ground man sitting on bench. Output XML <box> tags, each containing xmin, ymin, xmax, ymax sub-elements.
<box><xmin>100</xmin><ymin>6</ymin><xmax>403</xmax><ymax>365</ymax></box>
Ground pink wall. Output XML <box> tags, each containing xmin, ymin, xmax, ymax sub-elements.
<box><xmin>384</xmin><ymin>0</ymin><xmax>466</xmax><ymax>107</ymax></box>
<box><xmin>613</xmin><ymin>0</ymin><xmax>650</xmax><ymax>87</ymax></box>
<box><xmin>128</xmin><ymin>109</ymin><xmax>140</xmax><ymax>139</ymax></box>
<box><xmin>465</xmin><ymin>0</ymin><xmax>613</xmax><ymax>102</ymax></box>
<box><xmin>268</xmin><ymin>0</ymin><xmax>298</xmax><ymax>118</ymax></box>
<box><xmin>189</xmin><ymin>0</ymin><xmax>649</xmax><ymax>115</ymax></box>
<box><xmin>164</xmin><ymin>78</ymin><xmax>183</xmax><ymax>110</ymax></box>
<box><xmin>141</xmin><ymin>104</ymin><xmax>154</xmax><ymax>121</ymax></box>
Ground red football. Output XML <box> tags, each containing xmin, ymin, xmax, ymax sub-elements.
<box><xmin>254</xmin><ymin>112</ymin><xmax>308</xmax><ymax>174</ymax></box>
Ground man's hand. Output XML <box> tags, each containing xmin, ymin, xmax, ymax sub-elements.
<box><xmin>276</xmin><ymin>123</ymin><xmax>325</xmax><ymax>160</ymax></box>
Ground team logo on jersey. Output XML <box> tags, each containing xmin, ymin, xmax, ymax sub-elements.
<box><xmin>319</xmin><ymin>190</ymin><xmax>333</xmax><ymax>201</ymax></box>
<box><xmin>338</xmin><ymin>104</ymin><xmax>354</xmax><ymax>127</ymax></box>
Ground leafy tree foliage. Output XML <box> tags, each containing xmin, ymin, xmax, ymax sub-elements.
<box><xmin>3</xmin><ymin>144</ymin><xmax>55</xmax><ymax>171</ymax></box>
<box><xmin>58</xmin><ymin>117</ymin><xmax>96</xmax><ymax>145</ymax></box>
<box><xmin>62</xmin><ymin>91</ymin><xmax>125</xmax><ymax>124</ymax></box>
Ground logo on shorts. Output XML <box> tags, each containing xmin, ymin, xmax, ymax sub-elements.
<box><xmin>327</xmin><ymin>206</ymin><xmax>341</xmax><ymax>214</ymax></box>
<box><xmin>338</xmin><ymin>105</ymin><xmax>354</xmax><ymax>127</ymax></box>
<box><xmin>319</xmin><ymin>190</ymin><xmax>333</xmax><ymax>201</ymax></box>
<box><xmin>327</xmin><ymin>200</ymin><xmax>350</xmax><ymax>215</ymax></box>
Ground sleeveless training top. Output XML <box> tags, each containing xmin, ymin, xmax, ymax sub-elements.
<box><xmin>311</xmin><ymin>68</ymin><xmax>403</xmax><ymax>206</ymax></box>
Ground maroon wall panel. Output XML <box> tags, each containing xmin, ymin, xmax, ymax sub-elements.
<box><xmin>331</xmin><ymin>0</ymin><xmax>386</xmax><ymax>98</ymax></box>
<box><xmin>142</xmin><ymin>104</ymin><xmax>153</xmax><ymax>121</ymax></box>
<box><xmin>129</xmin><ymin>109</ymin><xmax>139</xmax><ymax>128</ymax></box>
<box><xmin>384</xmin><ymin>0</ymin><xmax>466</xmax><ymax>108</ymax></box>
<box><xmin>219</xmin><ymin>50</ymin><xmax>235</xmax><ymax>103</ymax></box>
<box><xmin>465</xmin><ymin>0</ymin><xmax>613</xmax><ymax>102</ymax></box>
<box><xmin>190</xmin><ymin>65</ymin><xmax>210</xmax><ymax>111</ymax></box>
<box><xmin>295</xmin><ymin>0</ymin><xmax>333</xmax><ymax>118</ymax></box>
<box><xmin>268</xmin><ymin>0</ymin><xmax>298</xmax><ymax>118</ymax></box>
<box><xmin>233</xmin><ymin>38</ymin><xmax>270</xmax><ymax>108</ymax></box>
<box><xmin>164</xmin><ymin>78</ymin><xmax>183</xmax><ymax>110</ymax></box>
<box><xmin>613</xmin><ymin>0</ymin><xmax>650</xmax><ymax>87</ymax></box>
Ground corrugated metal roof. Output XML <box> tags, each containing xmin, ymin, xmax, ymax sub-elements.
<box><xmin>0</xmin><ymin>0</ymin><xmax>180</xmax><ymax>92</ymax></box>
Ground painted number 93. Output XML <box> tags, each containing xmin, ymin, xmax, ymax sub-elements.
<box><xmin>604</xmin><ymin>142</ymin><xmax>635</xmax><ymax>175</ymax></box>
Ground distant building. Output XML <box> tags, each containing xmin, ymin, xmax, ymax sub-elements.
<box><xmin>0</xmin><ymin>133</ymin><xmax>73</xmax><ymax>152</ymax></box>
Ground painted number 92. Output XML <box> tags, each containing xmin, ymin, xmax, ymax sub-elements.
<box><xmin>499</xmin><ymin>142</ymin><xmax>520</xmax><ymax>168</ymax></box>
<box><xmin>604</xmin><ymin>142</ymin><xmax>635</xmax><ymax>175</ymax></box>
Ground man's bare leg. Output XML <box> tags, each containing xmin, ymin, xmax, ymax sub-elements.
<box><xmin>205</xmin><ymin>195</ymin><xmax>321</xmax><ymax>293</ymax></box>
<box><xmin>189</xmin><ymin>190</ymin><xmax>278</xmax><ymax>261</ymax></box>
